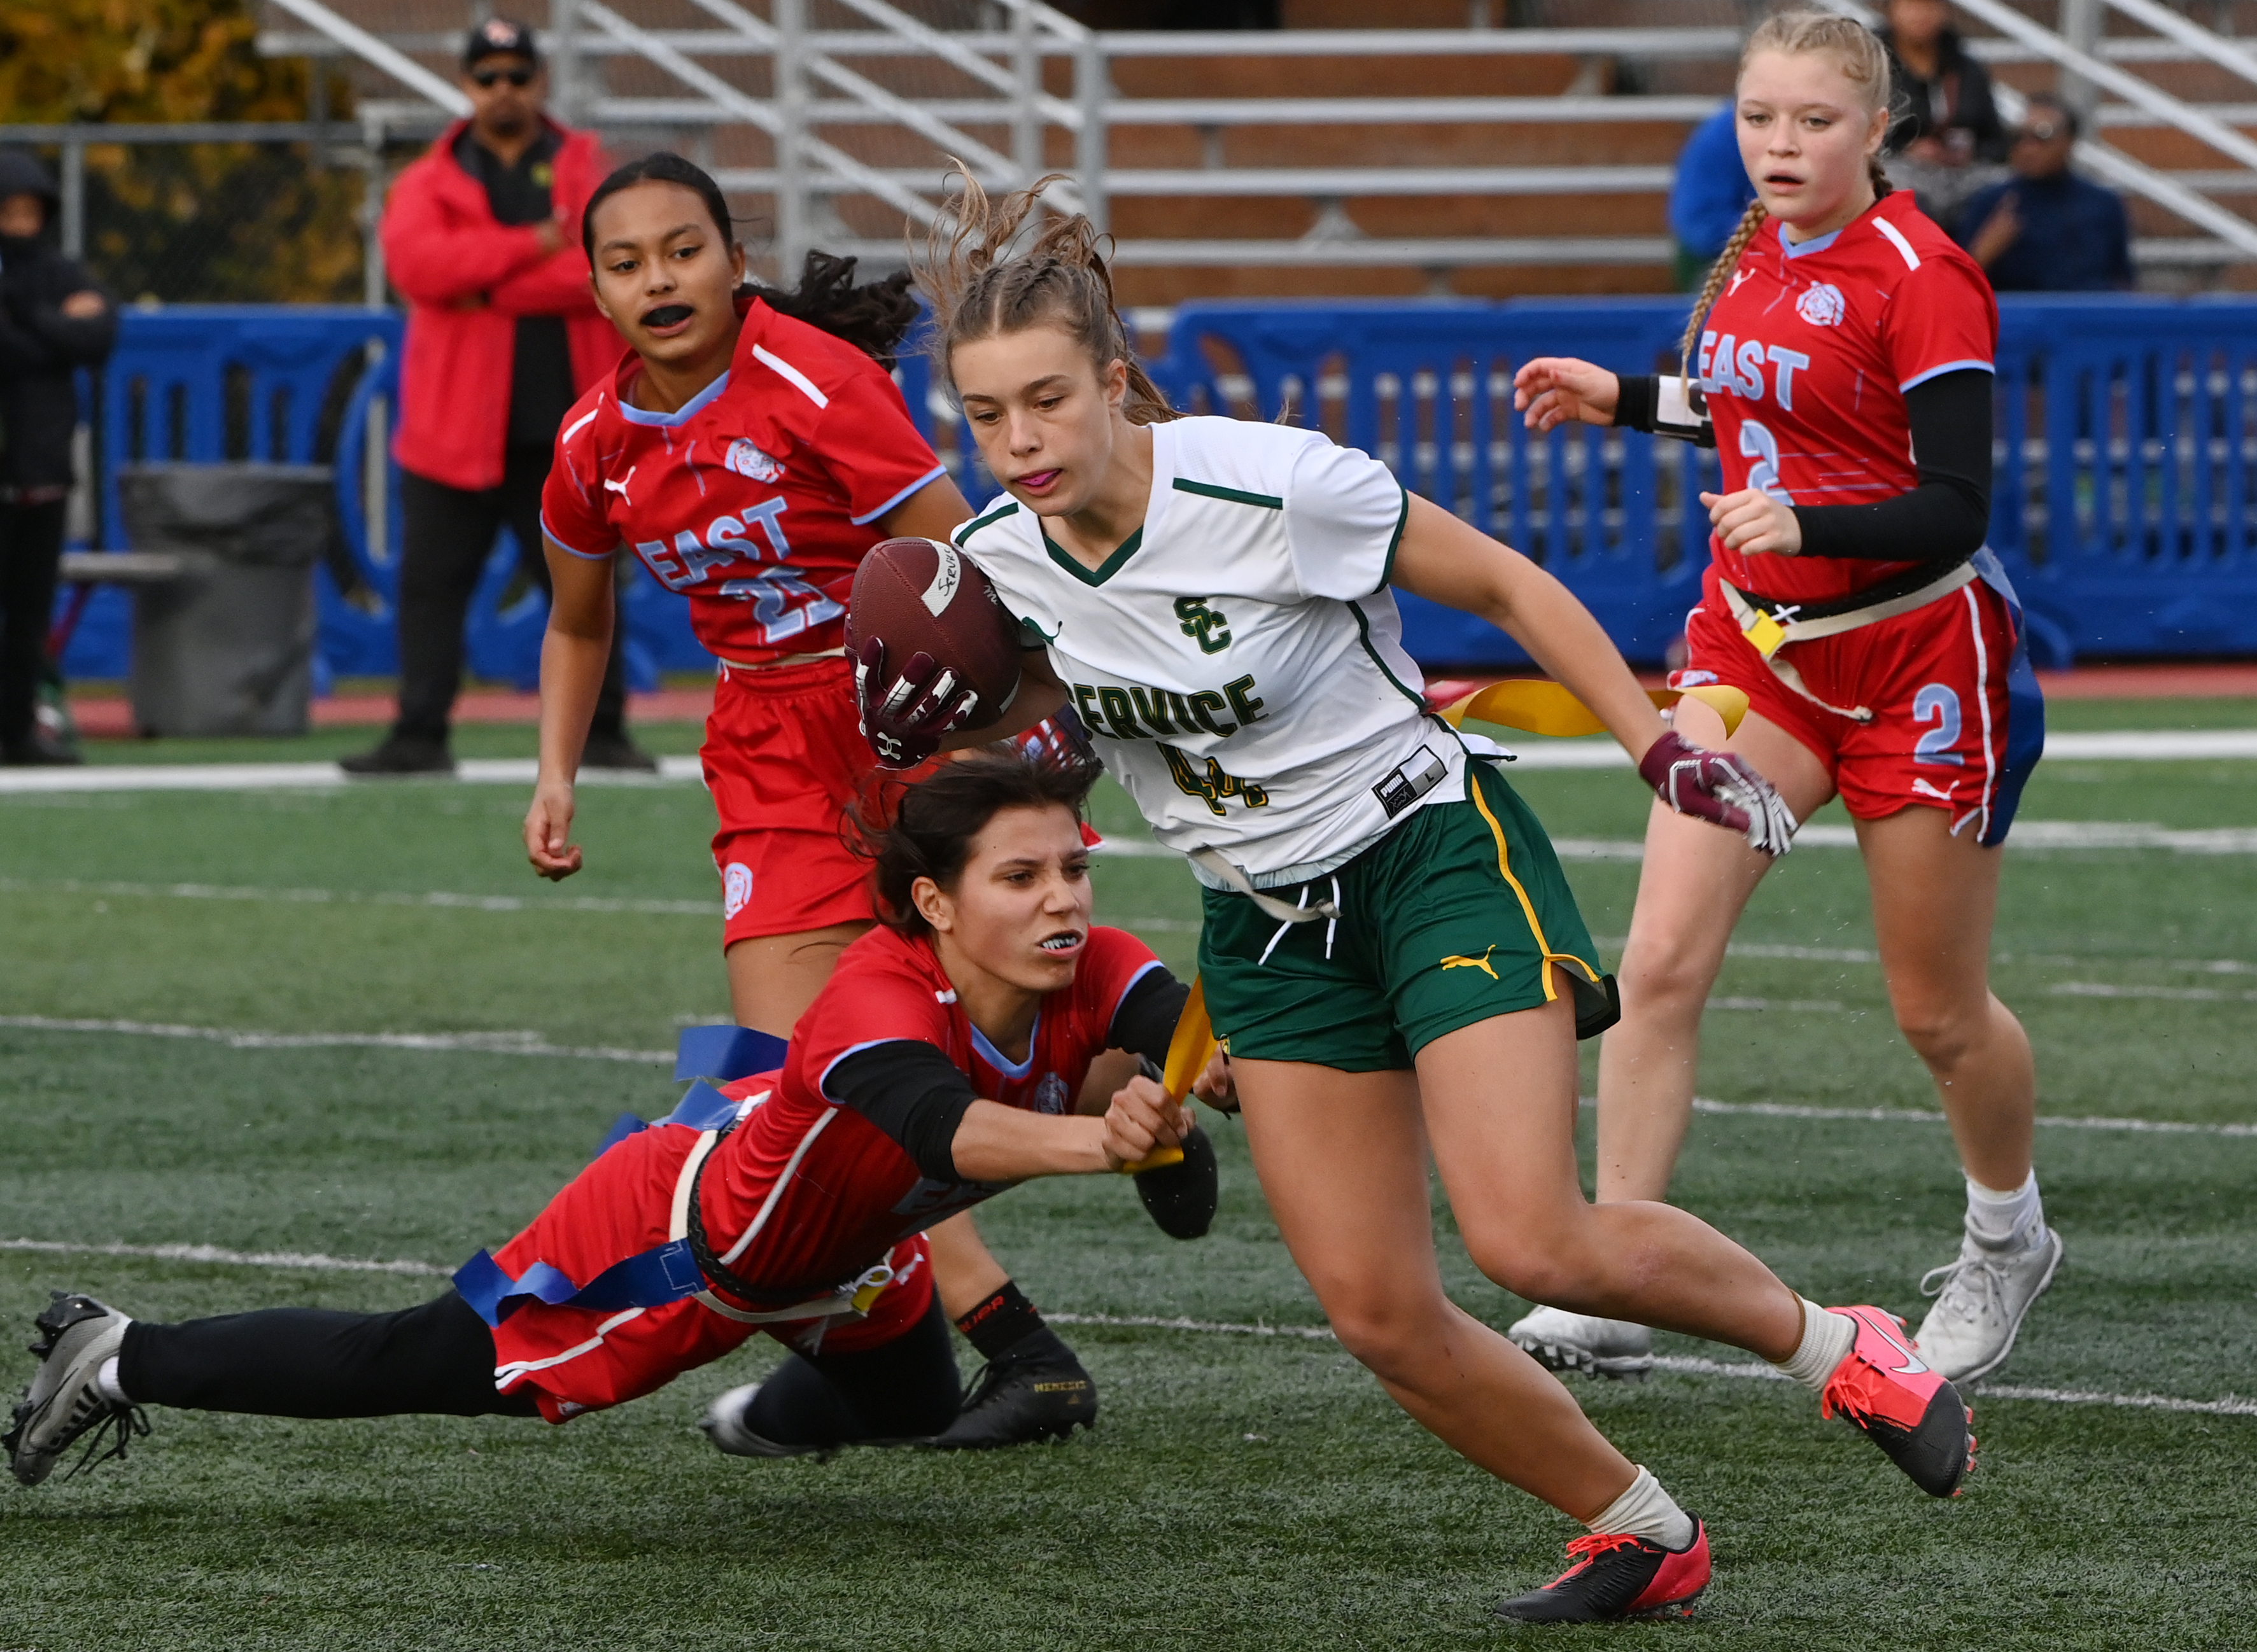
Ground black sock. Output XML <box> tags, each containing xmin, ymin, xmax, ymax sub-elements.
<box><xmin>953</xmin><ymin>1280</ymin><xmax>1044</xmax><ymax>1361</ymax></box>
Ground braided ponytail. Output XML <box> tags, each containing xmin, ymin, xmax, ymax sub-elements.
<box><xmin>1678</xmin><ymin>199</ymin><xmax>1771</xmax><ymax>384</ymax></box>
<box><xmin>913</xmin><ymin>164</ymin><xmax>1179</xmax><ymax>426</ymax></box>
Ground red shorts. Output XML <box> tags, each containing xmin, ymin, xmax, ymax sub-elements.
<box><xmin>702</xmin><ymin>655</ymin><xmax>877</xmax><ymax>948</ymax></box>
<box><xmin>486</xmin><ymin>1124</ymin><xmax>933</xmax><ymax>1423</ymax></box>
<box><xmin>1678</xmin><ymin>564</ymin><xmax>2039</xmax><ymax>844</ymax></box>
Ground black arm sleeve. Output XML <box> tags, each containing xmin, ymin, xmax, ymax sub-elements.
<box><xmin>1105</xmin><ymin>965</ymin><xmax>1188</xmax><ymax>1068</ymax></box>
<box><xmin>1790</xmin><ymin>369</ymin><xmax>1992</xmax><ymax>562</ymax></box>
<box><xmin>824</xmin><ymin>1041</ymin><xmax>980</xmax><ymax>1184</ymax></box>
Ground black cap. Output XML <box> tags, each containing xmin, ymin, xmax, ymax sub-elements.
<box><xmin>464</xmin><ymin>15</ymin><xmax>538</xmax><ymax>68</ymax></box>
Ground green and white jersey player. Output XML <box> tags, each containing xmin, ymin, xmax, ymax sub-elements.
<box><xmin>852</xmin><ymin>173</ymin><xmax>1978</xmax><ymax>1623</ymax></box>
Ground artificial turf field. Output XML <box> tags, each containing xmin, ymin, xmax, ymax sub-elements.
<box><xmin>2</xmin><ymin>699</ymin><xmax>2254</xmax><ymax>1651</ymax></box>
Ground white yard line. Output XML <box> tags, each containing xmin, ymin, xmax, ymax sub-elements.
<box><xmin>1683</xmin><ymin>1095</ymin><xmax>2257</xmax><ymax>1138</ymax></box>
<box><xmin>0</xmin><ymin>757</ymin><xmax>707</xmax><ymax>795</ymax></box>
<box><xmin>0</xmin><ymin>876</ymin><xmax>717</xmax><ymax>917</ymax></box>
<box><xmin>4</xmin><ymin>1251</ymin><xmax>2246</xmax><ymax>1417</ymax></box>
<box><xmin>2</xmin><ymin>730</ymin><xmax>2251</xmax><ymax>796</ymax></box>
<box><xmin>0</xmin><ymin>1015</ymin><xmax>670</xmax><ymax>1064</ymax></box>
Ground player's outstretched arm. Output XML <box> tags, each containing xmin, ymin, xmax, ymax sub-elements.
<box><xmin>950</xmin><ymin>1077</ymin><xmax>1189</xmax><ymax>1182</ymax></box>
<box><xmin>1512</xmin><ymin>357</ymin><xmax>1622</xmax><ymax>432</ymax></box>
<box><xmin>1391</xmin><ymin>496</ymin><xmax>1664</xmax><ymax>762</ymax></box>
<box><xmin>524</xmin><ymin>538</ymin><xmax>615</xmax><ymax>881</ymax></box>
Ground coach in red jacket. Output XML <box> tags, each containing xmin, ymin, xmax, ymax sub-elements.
<box><xmin>346</xmin><ymin>17</ymin><xmax>650</xmax><ymax>774</ymax></box>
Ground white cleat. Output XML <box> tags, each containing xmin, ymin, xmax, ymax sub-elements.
<box><xmin>698</xmin><ymin>1382</ymin><xmax>828</xmax><ymax>1460</ymax></box>
<box><xmin>1507</xmin><ymin>1305</ymin><xmax>1654</xmax><ymax>1381</ymax></box>
<box><xmin>6</xmin><ymin>1292</ymin><xmax>142</xmax><ymax>1486</ymax></box>
<box><xmin>1913</xmin><ymin>1222</ymin><xmax>2064</xmax><ymax>1383</ymax></box>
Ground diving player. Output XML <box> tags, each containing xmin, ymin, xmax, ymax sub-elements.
<box><xmin>849</xmin><ymin>166</ymin><xmax>1978</xmax><ymax>1624</ymax></box>
<box><xmin>9</xmin><ymin>756</ymin><xmax>1219</xmax><ymax>1483</ymax></box>
<box><xmin>1508</xmin><ymin>7</ymin><xmax>2057</xmax><ymax>1388</ymax></box>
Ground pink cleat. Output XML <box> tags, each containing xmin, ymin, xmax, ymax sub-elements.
<box><xmin>1821</xmin><ymin>1304</ymin><xmax>1975</xmax><ymax>1497</ymax></box>
<box><xmin>1493</xmin><ymin>1520</ymin><xmax>1711</xmax><ymax>1623</ymax></box>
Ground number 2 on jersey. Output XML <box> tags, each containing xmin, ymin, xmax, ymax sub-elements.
<box><xmin>1738</xmin><ymin>418</ymin><xmax>1794</xmax><ymax>503</ymax></box>
<box><xmin>1912</xmin><ymin>682</ymin><xmax>1964</xmax><ymax>766</ymax></box>
<box><xmin>719</xmin><ymin>566</ymin><xmax>845</xmax><ymax>645</ymax></box>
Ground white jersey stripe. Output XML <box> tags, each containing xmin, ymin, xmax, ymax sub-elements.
<box><xmin>1900</xmin><ymin>359</ymin><xmax>1995</xmax><ymax>393</ymax></box>
<box><xmin>493</xmin><ymin>1306</ymin><xmax>648</xmax><ymax>1384</ymax></box>
<box><xmin>1964</xmin><ymin>584</ymin><xmax>1998</xmax><ymax>839</ymax></box>
<box><xmin>849</xmin><ymin>463</ymin><xmax>950</xmax><ymax>527</ymax></box>
<box><xmin>752</xmin><ymin>344</ymin><xmax>829</xmax><ymax>409</ymax></box>
<box><xmin>1874</xmin><ymin>216</ymin><xmax>1922</xmax><ymax>270</ymax></box>
<box><xmin>715</xmin><ymin>1108</ymin><xmax>838</xmax><ymax>1267</ymax></box>
<box><xmin>559</xmin><ymin>403</ymin><xmax>602</xmax><ymax>444</ymax></box>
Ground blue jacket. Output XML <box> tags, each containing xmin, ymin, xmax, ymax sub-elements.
<box><xmin>1955</xmin><ymin>172</ymin><xmax>2133</xmax><ymax>292</ymax></box>
<box><xmin>1670</xmin><ymin>105</ymin><xmax>1757</xmax><ymax>258</ymax></box>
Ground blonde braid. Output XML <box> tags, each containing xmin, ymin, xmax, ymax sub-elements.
<box><xmin>1678</xmin><ymin>198</ymin><xmax>1770</xmax><ymax>384</ymax></box>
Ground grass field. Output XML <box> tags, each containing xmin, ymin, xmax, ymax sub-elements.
<box><xmin>4</xmin><ymin>702</ymin><xmax>2256</xmax><ymax>1650</ymax></box>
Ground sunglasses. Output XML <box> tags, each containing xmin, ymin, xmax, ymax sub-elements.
<box><xmin>472</xmin><ymin>67</ymin><xmax>535</xmax><ymax>88</ymax></box>
<box><xmin>2014</xmin><ymin>121</ymin><xmax>2066</xmax><ymax>143</ymax></box>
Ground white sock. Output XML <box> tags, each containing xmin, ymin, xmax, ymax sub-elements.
<box><xmin>1965</xmin><ymin>1171</ymin><xmax>2045</xmax><ymax>1247</ymax></box>
<box><xmin>96</xmin><ymin>1354</ymin><xmax>130</xmax><ymax>1405</ymax></box>
<box><xmin>1769</xmin><ymin>1296</ymin><xmax>1856</xmax><ymax>1392</ymax></box>
<box><xmin>1583</xmin><ymin>1466</ymin><xmax>1694</xmax><ymax>1551</ymax></box>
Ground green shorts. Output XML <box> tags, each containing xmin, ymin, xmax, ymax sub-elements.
<box><xmin>1198</xmin><ymin>761</ymin><xmax>1617</xmax><ymax>1072</ymax></box>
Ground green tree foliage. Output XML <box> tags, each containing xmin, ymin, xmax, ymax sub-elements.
<box><xmin>0</xmin><ymin>0</ymin><xmax>365</xmax><ymax>302</ymax></box>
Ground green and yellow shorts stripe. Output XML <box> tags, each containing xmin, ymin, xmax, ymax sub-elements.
<box><xmin>1198</xmin><ymin>761</ymin><xmax>1618</xmax><ymax>1072</ymax></box>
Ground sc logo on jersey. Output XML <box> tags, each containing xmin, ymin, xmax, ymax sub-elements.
<box><xmin>1174</xmin><ymin>596</ymin><xmax>1232</xmax><ymax>655</ymax></box>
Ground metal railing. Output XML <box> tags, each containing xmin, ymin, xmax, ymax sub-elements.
<box><xmin>239</xmin><ymin>1</ymin><xmax>2257</xmax><ymax>283</ymax></box>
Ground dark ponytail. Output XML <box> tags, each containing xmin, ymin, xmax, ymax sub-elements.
<box><xmin>582</xmin><ymin>151</ymin><xmax>922</xmax><ymax>363</ymax></box>
<box><xmin>849</xmin><ymin>752</ymin><xmax>1097</xmax><ymax>937</ymax></box>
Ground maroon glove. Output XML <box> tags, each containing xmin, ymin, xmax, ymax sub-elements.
<box><xmin>1638</xmin><ymin>731</ymin><xmax>1797</xmax><ymax>857</ymax></box>
<box><xmin>854</xmin><ymin>637</ymin><xmax>981</xmax><ymax>770</ymax></box>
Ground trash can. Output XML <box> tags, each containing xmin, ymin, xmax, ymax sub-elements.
<box><xmin>119</xmin><ymin>464</ymin><xmax>333</xmax><ymax>737</ymax></box>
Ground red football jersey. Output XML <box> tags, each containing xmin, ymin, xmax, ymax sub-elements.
<box><xmin>1694</xmin><ymin>190</ymin><xmax>1997</xmax><ymax>604</ymax></box>
<box><xmin>540</xmin><ymin>297</ymin><xmax>948</xmax><ymax>664</ymax></box>
<box><xmin>694</xmin><ymin>924</ymin><xmax>1163</xmax><ymax>1297</ymax></box>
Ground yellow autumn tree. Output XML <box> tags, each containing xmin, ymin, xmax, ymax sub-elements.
<box><xmin>0</xmin><ymin>0</ymin><xmax>365</xmax><ymax>302</ymax></box>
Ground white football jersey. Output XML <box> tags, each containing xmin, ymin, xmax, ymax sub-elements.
<box><xmin>956</xmin><ymin>416</ymin><xmax>1471</xmax><ymax>889</ymax></box>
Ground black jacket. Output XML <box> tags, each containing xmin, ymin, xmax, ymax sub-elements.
<box><xmin>0</xmin><ymin>150</ymin><xmax>116</xmax><ymax>489</ymax></box>
<box><xmin>1879</xmin><ymin>26</ymin><xmax>2009</xmax><ymax>163</ymax></box>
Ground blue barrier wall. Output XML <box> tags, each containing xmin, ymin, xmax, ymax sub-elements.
<box><xmin>67</xmin><ymin>296</ymin><xmax>2257</xmax><ymax>685</ymax></box>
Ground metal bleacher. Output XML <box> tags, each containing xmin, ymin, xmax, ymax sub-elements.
<box><xmin>254</xmin><ymin>0</ymin><xmax>2257</xmax><ymax>299</ymax></box>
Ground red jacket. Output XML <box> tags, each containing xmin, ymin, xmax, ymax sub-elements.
<box><xmin>382</xmin><ymin>118</ymin><xmax>624</xmax><ymax>491</ymax></box>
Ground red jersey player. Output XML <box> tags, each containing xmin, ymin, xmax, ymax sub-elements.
<box><xmin>521</xmin><ymin>154</ymin><xmax>1118</xmax><ymax>1449</ymax></box>
<box><xmin>1509</xmin><ymin>9</ymin><xmax>2057</xmax><ymax>1395</ymax></box>
<box><xmin>9</xmin><ymin>755</ymin><xmax>1227</xmax><ymax>1482</ymax></box>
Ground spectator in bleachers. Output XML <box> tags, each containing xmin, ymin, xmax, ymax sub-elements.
<box><xmin>1668</xmin><ymin>103</ymin><xmax>1759</xmax><ymax>291</ymax></box>
<box><xmin>345</xmin><ymin>17</ymin><xmax>651</xmax><ymax>776</ymax></box>
<box><xmin>1877</xmin><ymin>0</ymin><xmax>2009</xmax><ymax>225</ymax></box>
<box><xmin>1956</xmin><ymin>95</ymin><xmax>2134</xmax><ymax>291</ymax></box>
<box><xmin>0</xmin><ymin>150</ymin><xmax>113</xmax><ymax>767</ymax></box>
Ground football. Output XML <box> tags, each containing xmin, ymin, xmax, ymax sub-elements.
<box><xmin>847</xmin><ymin>536</ymin><xmax>1023</xmax><ymax>725</ymax></box>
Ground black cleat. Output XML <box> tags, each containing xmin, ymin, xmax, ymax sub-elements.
<box><xmin>579</xmin><ymin>731</ymin><xmax>660</xmax><ymax>773</ymax></box>
<box><xmin>1133</xmin><ymin>1123</ymin><xmax>1218</xmax><ymax>1240</ymax></box>
<box><xmin>339</xmin><ymin>735</ymin><xmax>454</xmax><ymax>776</ymax></box>
<box><xmin>1494</xmin><ymin>1520</ymin><xmax>1710</xmax><ymax>1623</ymax></box>
<box><xmin>924</xmin><ymin>1326</ymin><xmax>1096</xmax><ymax>1450</ymax></box>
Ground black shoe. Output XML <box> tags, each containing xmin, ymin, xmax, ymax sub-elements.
<box><xmin>339</xmin><ymin>734</ymin><xmax>453</xmax><ymax>776</ymax></box>
<box><xmin>1134</xmin><ymin>1123</ymin><xmax>1218</xmax><ymax>1240</ymax></box>
<box><xmin>580</xmin><ymin>731</ymin><xmax>659</xmax><ymax>773</ymax></box>
<box><xmin>1494</xmin><ymin>1520</ymin><xmax>1710</xmax><ymax>1623</ymax></box>
<box><xmin>1</xmin><ymin>731</ymin><xmax>83</xmax><ymax>766</ymax></box>
<box><xmin>924</xmin><ymin>1326</ymin><xmax>1096</xmax><ymax>1450</ymax></box>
